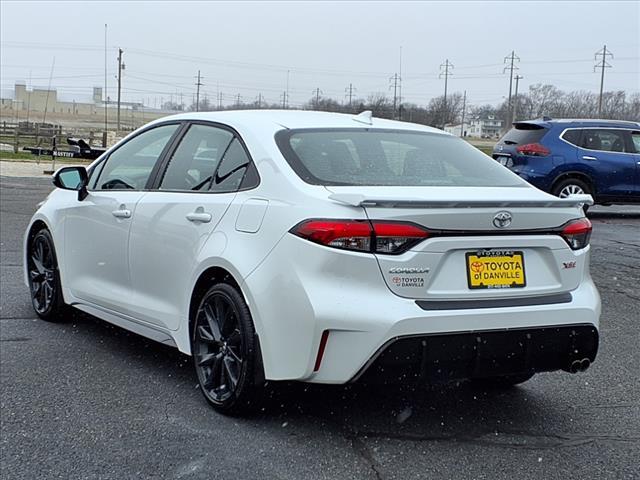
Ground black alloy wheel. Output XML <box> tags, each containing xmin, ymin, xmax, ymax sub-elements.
<box><xmin>192</xmin><ymin>283</ymin><xmax>261</xmax><ymax>414</ymax></box>
<box><xmin>27</xmin><ymin>229</ymin><xmax>66</xmax><ymax>321</ymax></box>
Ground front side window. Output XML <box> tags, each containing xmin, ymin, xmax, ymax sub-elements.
<box><xmin>581</xmin><ymin>129</ymin><xmax>628</xmax><ymax>153</ymax></box>
<box><xmin>159</xmin><ymin>124</ymin><xmax>233</xmax><ymax>191</ymax></box>
<box><xmin>276</xmin><ymin>129</ymin><xmax>526</xmax><ymax>187</ymax></box>
<box><xmin>94</xmin><ymin>124</ymin><xmax>179</xmax><ymax>190</ymax></box>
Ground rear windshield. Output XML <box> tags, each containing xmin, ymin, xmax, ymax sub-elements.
<box><xmin>275</xmin><ymin>129</ymin><xmax>526</xmax><ymax>187</ymax></box>
<box><xmin>498</xmin><ymin>123</ymin><xmax>548</xmax><ymax>145</ymax></box>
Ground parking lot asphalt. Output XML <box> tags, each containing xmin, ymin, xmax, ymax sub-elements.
<box><xmin>1</xmin><ymin>175</ymin><xmax>639</xmax><ymax>480</ymax></box>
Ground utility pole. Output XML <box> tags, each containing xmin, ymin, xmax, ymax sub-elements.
<box><xmin>594</xmin><ymin>45</ymin><xmax>613</xmax><ymax>117</ymax></box>
<box><xmin>398</xmin><ymin>46</ymin><xmax>403</xmax><ymax>120</ymax></box>
<box><xmin>117</xmin><ymin>48</ymin><xmax>123</xmax><ymax>130</ymax></box>
<box><xmin>285</xmin><ymin>69</ymin><xmax>290</xmax><ymax>110</ymax></box>
<box><xmin>104</xmin><ymin>24</ymin><xmax>107</xmax><ymax>134</ymax></box>
<box><xmin>236</xmin><ymin>93</ymin><xmax>242</xmax><ymax>106</ymax></box>
<box><xmin>460</xmin><ymin>90</ymin><xmax>467</xmax><ymax>138</ymax></box>
<box><xmin>257</xmin><ymin>93</ymin><xmax>263</xmax><ymax>108</ymax></box>
<box><xmin>503</xmin><ymin>50</ymin><xmax>520</xmax><ymax>128</ymax></box>
<box><xmin>389</xmin><ymin>73</ymin><xmax>400</xmax><ymax>119</ymax></box>
<box><xmin>345</xmin><ymin>83</ymin><xmax>356</xmax><ymax>109</ymax></box>
<box><xmin>313</xmin><ymin>88</ymin><xmax>323</xmax><ymax>108</ymax></box>
<box><xmin>513</xmin><ymin>75</ymin><xmax>523</xmax><ymax>122</ymax></box>
<box><xmin>195</xmin><ymin>70</ymin><xmax>203</xmax><ymax>112</ymax></box>
<box><xmin>439</xmin><ymin>59</ymin><xmax>454</xmax><ymax>128</ymax></box>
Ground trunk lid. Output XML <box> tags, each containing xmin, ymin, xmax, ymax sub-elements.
<box><xmin>326</xmin><ymin>185</ymin><xmax>591</xmax><ymax>301</ymax></box>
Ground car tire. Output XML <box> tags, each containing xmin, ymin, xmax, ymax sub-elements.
<box><xmin>552</xmin><ymin>178</ymin><xmax>591</xmax><ymax>213</ymax></box>
<box><xmin>471</xmin><ymin>373</ymin><xmax>535</xmax><ymax>388</ymax></box>
<box><xmin>26</xmin><ymin>228</ymin><xmax>68</xmax><ymax>322</ymax></box>
<box><xmin>191</xmin><ymin>283</ymin><xmax>264</xmax><ymax>415</ymax></box>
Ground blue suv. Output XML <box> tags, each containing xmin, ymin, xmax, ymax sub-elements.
<box><xmin>492</xmin><ymin>118</ymin><xmax>640</xmax><ymax>205</ymax></box>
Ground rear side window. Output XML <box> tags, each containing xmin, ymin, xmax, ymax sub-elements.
<box><xmin>498</xmin><ymin>123</ymin><xmax>548</xmax><ymax>145</ymax></box>
<box><xmin>580</xmin><ymin>129</ymin><xmax>628</xmax><ymax>153</ymax></box>
<box><xmin>561</xmin><ymin>129</ymin><xmax>582</xmax><ymax>146</ymax></box>
<box><xmin>159</xmin><ymin>124</ymin><xmax>233</xmax><ymax>191</ymax></box>
<box><xmin>276</xmin><ymin>129</ymin><xmax>526</xmax><ymax>187</ymax></box>
<box><xmin>210</xmin><ymin>138</ymin><xmax>257</xmax><ymax>193</ymax></box>
<box><xmin>631</xmin><ymin>131</ymin><xmax>640</xmax><ymax>153</ymax></box>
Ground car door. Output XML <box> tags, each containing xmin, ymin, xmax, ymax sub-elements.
<box><xmin>128</xmin><ymin>123</ymin><xmax>258</xmax><ymax>330</ymax></box>
<box><xmin>63</xmin><ymin>123</ymin><xmax>182</xmax><ymax>315</ymax></box>
<box><xmin>577</xmin><ymin>128</ymin><xmax>636</xmax><ymax>198</ymax></box>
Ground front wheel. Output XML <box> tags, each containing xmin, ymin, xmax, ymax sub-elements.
<box><xmin>27</xmin><ymin>228</ymin><xmax>67</xmax><ymax>321</ymax></box>
<box><xmin>191</xmin><ymin>283</ymin><xmax>263</xmax><ymax>415</ymax></box>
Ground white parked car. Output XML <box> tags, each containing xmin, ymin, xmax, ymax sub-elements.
<box><xmin>24</xmin><ymin>110</ymin><xmax>600</xmax><ymax>414</ymax></box>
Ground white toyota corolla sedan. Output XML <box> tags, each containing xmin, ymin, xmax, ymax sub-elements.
<box><xmin>24</xmin><ymin>110</ymin><xmax>600</xmax><ymax>413</ymax></box>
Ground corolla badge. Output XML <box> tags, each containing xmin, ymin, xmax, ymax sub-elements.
<box><xmin>492</xmin><ymin>211</ymin><xmax>512</xmax><ymax>228</ymax></box>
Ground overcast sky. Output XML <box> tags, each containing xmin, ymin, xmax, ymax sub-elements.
<box><xmin>1</xmin><ymin>1</ymin><xmax>638</xmax><ymax>109</ymax></box>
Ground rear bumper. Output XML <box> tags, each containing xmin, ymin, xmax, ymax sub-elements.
<box><xmin>244</xmin><ymin>234</ymin><xmax>601</xmax><ymax>384</ymax></box>
<box><xmin>353</xmin><ymin>324</ymin><xmax>598</xmax><ymax>385</ymax></box>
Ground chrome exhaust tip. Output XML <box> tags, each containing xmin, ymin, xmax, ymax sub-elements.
<box><xmin>568</xmin><ymin>358</ymin><xmax>591</xmax><ymax>373</ymax></box>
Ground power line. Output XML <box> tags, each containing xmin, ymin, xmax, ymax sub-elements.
<box><xmin>594</xmin><ymin>45</ymin><xmax>614</xmax><ymax>116</ymax></box>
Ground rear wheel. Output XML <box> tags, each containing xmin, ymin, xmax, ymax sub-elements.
<box><xmin>27</xmin><ymin>228</ymin><xmax>67</xmax><ymax>321</ymax></box>
<box><xmin>192</xmin><ymin>283</ymin><xmax>263</xmax><ymax>415</ymax></box>
<box><xmin>553</xmin><ymin>178</ymin><xmax>591</xmax><ymax>212</ymax></box>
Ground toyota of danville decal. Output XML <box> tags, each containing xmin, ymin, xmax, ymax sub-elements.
<box><xmin>389</xmin><ymin>267</ymin><xmax>429</xmax><ymax>288</ymax></box>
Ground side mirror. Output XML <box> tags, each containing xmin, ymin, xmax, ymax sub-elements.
<box><xmin>52</xmin><ymin>166</ymin><xmax>89</xmax><ymax>201</ymax></box>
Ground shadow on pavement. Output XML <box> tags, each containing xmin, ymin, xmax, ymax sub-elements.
<box><xmin>63</xmin><ymin>309</ymin><xmax>562</xmax><ymax>445</ymax></box>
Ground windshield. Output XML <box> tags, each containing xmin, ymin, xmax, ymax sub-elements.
<box><xmin>276</xmin><ymin>129</ymin><xmax>526</xmax><ymax>187</ymax></box>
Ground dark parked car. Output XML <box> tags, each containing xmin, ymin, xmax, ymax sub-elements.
<box><xmin>493</xmin><ymin>118</ymin><xmax>640</xmax><ymax>205</ymax></box>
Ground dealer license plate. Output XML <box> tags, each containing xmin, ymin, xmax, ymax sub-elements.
<box><xmin>465</xmin><ymin>250</ymin><xmax>526</xmax><ymax>289</ymax></box>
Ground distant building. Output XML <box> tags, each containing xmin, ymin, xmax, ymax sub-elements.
<box><xmin>1</xmin><ymin>82</ymin><xmax>102</xmax><ymax>115</ymax></box>
<box><xmin>444</xmin><ymin>115</ymin><xmax>503</xmax><ymax>138</ymax></box>
<box><xmin>1</xmin><ymin>82</ymin><xmax>142</xmax><ymax>116</ymax></box>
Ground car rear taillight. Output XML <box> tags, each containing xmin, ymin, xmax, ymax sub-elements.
<box><xmin>371</xmin><ymin>221</ymin><xmax>430</xmax><ymax>253</ymax></box>
<box><xmin>516</xmin><ymin>143</ymin><xmax>550</xmax><ymax>156</ymax></box>
<box><xmin>291</xmin><ymin>219</ymin><xmax>430</xmax><ymax>254</ymax></box>
<box><xmin>560</xmin><ymin>218</ymin><xmax>592</xmax><ymax>250</ymax></box>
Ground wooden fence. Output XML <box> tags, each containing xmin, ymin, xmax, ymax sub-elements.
<box><xmin>0</xmin><ymin>122</ymin><xmax>108</xmax><ymax>153</ymax></box>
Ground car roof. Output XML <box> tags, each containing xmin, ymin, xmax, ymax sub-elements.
<box><xmin>515</xmin><ymin>118</ymin><xmax>640</xmax><ymax>129</ymax></box>
<box><xmin>145</xmin><ymin>109</ymin><xmax>447</xmax><ymax>135</ymax></box>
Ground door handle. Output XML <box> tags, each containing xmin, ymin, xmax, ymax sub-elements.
<box><xmin>112</xmin><ymin>206</ymin><xmax>132</xmax><ymax>218</ymax></box>
<box><xmin>186</xmin><ymin>207</ymin><xmax>212</xmax><ymax>223</ymax></box>
<box><xmin>582</xmin><ymin>155</ymin><xmax>597</xmax><ymax>161</ymax></box>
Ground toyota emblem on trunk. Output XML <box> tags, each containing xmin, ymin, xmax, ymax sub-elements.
<box><xmin>493</xmin><ymin>211</ymin><xmax>512</xmax><ymax>228</ymax></box>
